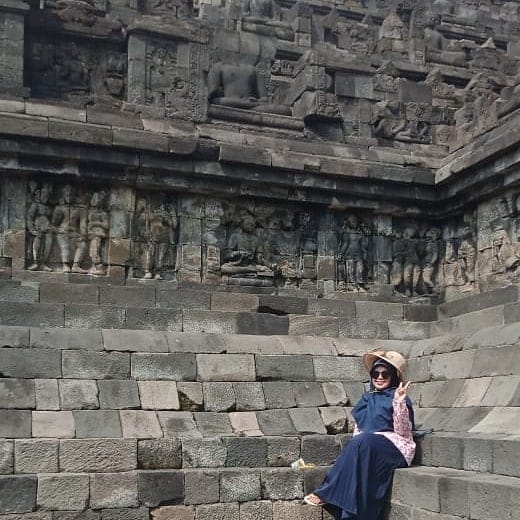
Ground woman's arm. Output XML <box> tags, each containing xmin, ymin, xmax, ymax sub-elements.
<box><xmin>393</xmin><ymin>381</ymin><xmax>413</xmax><ymax>439</ymax></box>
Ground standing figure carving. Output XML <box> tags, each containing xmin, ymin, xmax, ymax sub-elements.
<box><xmin>143</xmin><ymin>201</ymin><xmax>178</xmax><ymax>280</ymax></box>
<box><xmin>422</xmin><ymin>227</ymin><xmax>440</xmax><ymax>293</ymax></box>
<box><xmin>52</xmin><ymin>185</ymin><xmax>88</xmax><ymax>274</ymax></box>
<box><xmin>27</xmin><ymin>183</ymin><xmax>54</xmax><ymax>272</ymax></box>
<box><xmin>87</xmin><ymin>190</ymin><xmax>109</xmax><ymax>276</ymax></box>
<box><xmin>458</xmin><ymin>225</ymin><xmax>476</xmax><ymax>285</ymax></box>
<box><xmin>338</xmin><ymin>214</ymin><xmax>367</xmax><ymax>292</ymax></box>
<box><xmin>391</xmin><ymin>224</ymin><xmax>420</xmax><ymax>296</ymax></box>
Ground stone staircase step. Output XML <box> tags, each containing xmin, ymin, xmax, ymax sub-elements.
<box><xmin>389</xmin><ymin>465</ymin><xmax>520</xmax><ymax>520</ymax></box>
<box><xmin>0</xmin><ymin>466</ymin><xmax>338</xmax><ymax>519</ymax></box>
<box><xmin>415</xmin><ymin>432</ymin><xmax>520</xmax><ymax>479</ymax></box>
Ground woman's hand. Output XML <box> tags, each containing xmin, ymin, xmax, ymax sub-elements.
<box><xmin>394</xmin><ymin>381</ymin><xmax>411</xmax><ymax>402</ymax></box>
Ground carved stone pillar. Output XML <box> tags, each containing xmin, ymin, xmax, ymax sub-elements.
<box><xmin>0</xmin><ymin>0</ymin><xmax>29</xmax><ymax>97</ymax></box>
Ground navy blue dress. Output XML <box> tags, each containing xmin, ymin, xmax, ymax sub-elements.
<box><xmin>313</xmin><ymin>389</ymin><xmax>413</xmax><ymax>520</ymax></box>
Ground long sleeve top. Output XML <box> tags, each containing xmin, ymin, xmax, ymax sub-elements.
<box><xmin>353</xmin><ymin>396</ymin><xmax>416</xmax><ymax>465</ymax></box>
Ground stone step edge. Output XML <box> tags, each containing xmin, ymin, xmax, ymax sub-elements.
<box><xmin>390</xmin><ymin>465</ymin><xmax>520</xmax><ymax>520</ymax></box>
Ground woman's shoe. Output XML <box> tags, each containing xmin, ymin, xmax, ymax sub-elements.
<box><xmin>303</xmin><ymin>493</ymin><xmax>325</xmax><ymax>507</ymax></box>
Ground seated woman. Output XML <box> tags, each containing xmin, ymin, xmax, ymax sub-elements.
<box><xmin>304</xmin><ymin>350</ymin><xmax>415</xmax><ymax>520</ymax></box>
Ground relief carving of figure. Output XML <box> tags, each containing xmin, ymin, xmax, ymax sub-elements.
<box><xmin>267</xmin><ymin>210</ymin><xmax>301</xmax><ymax>287</ymax></box>
<box><xmin>221</xmin><ymin>209</ymin><xmax>274</xmax><ymax>284</ymax></box>
<box><xmin>422</xmin><ymin>227</ymin><xmax>441</xmax><ymax>293</ymax></box>
<box><xmin>87</xmin><ymin>190</ymin><xmax>109</xmax><ymax>276</ymax></box>
<box><xmin>143</xmin><ymin>201</ymin><xmax>178</xmax><ymax>280</ymax></box>
<box><xmin>207</xmin><ymin>54</ymin><xmax>291</xmax><ymax>115</ymax></box>
<box><xmin>458</xmin><ymin>225</ymin><xmax>477</xmax><ymax>285</ymax></box>
<box><xmin>55</xmin><ymin>42</ymin><xmax>90</xmax><ymax>96</ymax></box>
<box><xmin>242</xmin><ymin>0</ymin><xmax>294</xmax><ymax>41</ymax></box>
<box><xmin>27</xmin><ymin>183</ymin><xmax>54</xmax><ymax>272</ymax></box>
<box><xmin>52</xmin><ymin>185</ymin><xmax>88</xmax><ymax>274</ymax></box>
<box><xmin>391</xmin><ymin>224</ymin><xmax>420</xmax><ymax>296</ymax></box>
<box><xmin>337</xmin><ymin>214</ymin><xmax>367</xmax><ymax>292</ymax></box>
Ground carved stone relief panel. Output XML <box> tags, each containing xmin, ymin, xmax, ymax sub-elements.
<box><xmin>25</xmin><ymin>181</ymin><xmax>110</xmax><ymax>275</ymax></box>
<box><xmin>128</xmin><ymin>29</ymin><xmax>207</xmax><ymax>120</ymax></box>
<box><xmin>29</xmin><ymin>40</ymin><xmax>91</xmax><ymax>99</ymax></box>
<box><xmin>131</xmin><ymin>192</ymin><xmax>178</xmax><ymax>280</ymax></box>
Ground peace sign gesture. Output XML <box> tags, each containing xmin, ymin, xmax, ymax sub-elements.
<box><xmin>395</xmin><ymin>381</ymin><xmax>411</xmax><ymax>402</ymax></box>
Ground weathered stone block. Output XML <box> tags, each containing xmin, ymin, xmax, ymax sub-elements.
<box><xmin>262</xmin><ymin>382</ymin><xmax>296</xmax><ymax>409</ymax></box>
<box><xmin>0</xmin><ymin>378</ymin><xmax>35</xmax><ymax>409</ymax></box>
<box><xmin>39</xmin><ymin>283</ymin><xmax>99</xmax><ymax>305</ymax></box>
<box><xmin>62</xmin><ymin>351</ymin><xmax>130</xmax><ymax>379</ymax></box>
<box><xmin>0</xmin><ymin>440</ymin><xmax>13</xmax><ymax>474</ymax></box>
<box><xmin>54</xmin><ymin>511</ymin><xmax>100</xmax><ymax>520</ymax></box>
<box><xmin>59</xmin><ymin>379</ymin><xmax>99</xmax><ymax>410</ymax></box>
<box><xmin>125</xmin><ymin>307</ymin><xmax>183</xmax><ymax>331</ymax></box>
<box><xmin>102</xmin><ymin>507</ymin><xmax>149</xmax><ymax>520</ymax></box>
<box><xmin>300</xmin><ymin>435</ymin><xmax>341</xmax><ymax>466</ymax></box>
<box><xmin>229</xmin><ymin>411</ymin><xmax>262</xmax><ymax>436</ymax></box>
<box><xmin>194</xmin><ymin>503</ymin><xmax>239</xmax><ymax>520</ymax></box>
<box><xmin>322</xmin><ymin>382</ymin><xmax>348</xmax><ymax>406</ymax></box>
<box><xmin>0</xmin><ymin>348</ymin><xmax>61</xmax><ymax>378</ymax></box>
<box><xmin>64</xmin><ymin>304</ymin><xmax>125</xmax><ymax>329</ymax></box>
<box><xmin>0</xmin><ymin>475</ymin><xmax>37</xmax><ymax>514</ymax></box>
<box><xmin>98</xmin><ymin>380</ymin><xmax>140</xmax><ymax>409</ymax></box>
<box><xmin>233</xmin><ymin>382</ymin><xmax>265</xmax><ymax>411</ymax></box>
<box><xmin>257</xmin><ymin>410</ymin><xmax>297</xmax><ymax>436</ymax></box>
<box><xmin>138</xmin><ymin>439</ymin><xmax>182</xmax><ymax>470</ymax></box>
<box><xmin>37</xmin><ymin>474</ymin><xmax>89</xmax><ymax>511</ymax></box>
<box><xmin>184</xmin><ymin>470</ymin><xmax>219</xmax><ymax>505</ymax></box>
<box><xmin>182</xmin><ymin>310</ymin><xmax>237</xmax><ymax>334</ymax></box>
<box><xmin>289</xmin><ymin>408</ymin><xmax>326</xmax><ymax>434</ymax></box>
<box><xmin>182</xmin><ymin>438</ymin><xmax>227</xmax><ymax>468</ymax></box>
<box><xmin>30</xmin><ymin>327</ymin><xmax>103</xmax><ymax>351</ymax></box>
<box><xmin>203</xmin><ymin>382</ymin><xmax>235</xmax><ymax>412</ymax></box>
<box><xmin>177</xmin><ymin>382</ymin><xmax>203</xmax><ymax>411</ymax></box>
<box><xmin>0</xmin><ymin>410</ymin><xmax>31</xmax><ymax>438</ymax></box>
<box><xmin>35</xmin><ymin>379</ymin><xmax>60</xmax><ymax>410</ymax></box>
<box><xmin>197</xmin><ymin>354</ymin><xmax>256</xmax><ymax>382</ymax></box>
<box><xmin>293</xmin><ymin>382</ymin><xmax>326</xmax><ymax>407</ymax></box>
<box><xmin>120</xmin><ymin>410</ymin><xmax>162</xmax><ymax>438</ymax></box>
<box><xmin>224</xmin><ymin>437</ymin><xmax>267</xmax><ymax>468</ymax></box>
<box><xmin>74</xmin><ymin>410</ymin><xmax>122</xmax><ymax>438</ymax></box>
<box><xmin>220</xmin><ymin>469</ymin><xmax>261</xmax><ymax>502</ymax></box>
<box><xmin>32</xmin><ymin>411</ymin><xmax>74</xmax><ymax>438</ymax></box>
<box><xmin>90</xmin><ymin>472</ymin><xmax>138</xmax><ymax>509</ymax></box>
<box><xmin>211</xmin><ymin>292</ymin><xmax>259</xmax><ymax>312</ymax></box>
<box><xmin>391</xmin><ymin>468</ymin><xmax>440</xmax><ymax>512</ymax></box>
<box><xmin>288</xmin><ymin>315</ymin><xmax>338</xmax><ymax>337</ymax></box>
<box><xmin>103</xmin><ymin>329</ymin><xmax>168</xmax><ymax>353</ymax></box>
<box><xmin>157</xmin><ymin>412</ymin><xmax>201</xmax><ymax>439</ymax></box>
<box><xmin>261</xmin><ymin>468</ymin><xmax>303</xmax><ymax>500</ymax></box>
<box><xmin>236</xmin><ymin>313</ymin><xmax>289</xmax><ymax>335</ymax></box>
<box><xmin>266</xmin><ymin>436</ymin><xmax>300</xmax><ymax>467</ymax></box>
<box><xmin>0</xmin><ymin>302</ymin><xmax>63</xmax><ymax>327</ymax></box>
<box><xmin>157</xmin><ymin>290</ymin><xmax>210</xmax><ymax>311</ymax></box>
<box><xmin>138</xmin><ymin>470</ymin><xmax>184</xmax><ymax>507</ymax></box>
<box><xmin>131</xmin><ymin>353</ymin><xmax>196</xmax><ymax>381</ymax></box>
<box><xmin>59</xmin><ymin>439</ymin><xmax>137</xmax><ymax>472</ymax></box>
<box><xmin>0</xmin><ymin>325</ymin><xmax>29</xmax><ymax>347</ymax></box>
<box><xmin>151</xmin><ymin>505</ymin><xmax>194</xmax><ymax>520</ymax></box>
<box><xmin>319</xmin><ymin>406</ymin><xmax>348</xmax><ymax>434</ymax></box>
<box><xmin>14</xmin><ymin>439</ymin><xmax>58</xmax><ymax>473</ymax></box>
<box><xmin>138</xmin><ymin>381</ymin><xmax>180</xmax><ymax>410</ymax></box>
<box><xmin>256</xmin><ymin>355</ymin><xmax>314</xmax><ymax>381</ymax></box>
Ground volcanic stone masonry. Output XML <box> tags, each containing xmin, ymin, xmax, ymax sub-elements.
<box><xmin>1</xmin><ymin>0</ymin><xmax>520</xmax><ymax>301</ymax></box>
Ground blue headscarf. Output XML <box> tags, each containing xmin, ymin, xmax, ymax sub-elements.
<box><xmin>352</xmin><ymin>359</ymin><xmax>415</xmax><ymax>433</ymax></box>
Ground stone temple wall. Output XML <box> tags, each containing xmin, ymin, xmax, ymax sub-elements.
<box><xmin>1</xmin><ymin>0</ymin><xmax>520</xmax><ymax>302</ymax></box>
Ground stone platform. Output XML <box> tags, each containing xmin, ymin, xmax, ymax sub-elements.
<box><xmin>0</xmin><ymin>281</ymin><xmax>519</xmax><ymax>519</ymax></box>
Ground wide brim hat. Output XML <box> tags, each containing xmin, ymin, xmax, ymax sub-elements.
<box><xmin>362</xmin><ymin>350</ymin><xmax>407</xmax><ymax>379</ymax></box>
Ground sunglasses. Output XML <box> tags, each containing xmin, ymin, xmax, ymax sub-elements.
<box><xmin>371</xmin><ymin>369</ymin><xmax>390</xmax><ymax>380</ymax></box>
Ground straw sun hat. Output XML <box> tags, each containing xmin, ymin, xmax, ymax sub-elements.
<box><xmin>362</xmin><ymin>350</ymin><xmax>407</xmax><ymax>379</ymax></box>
